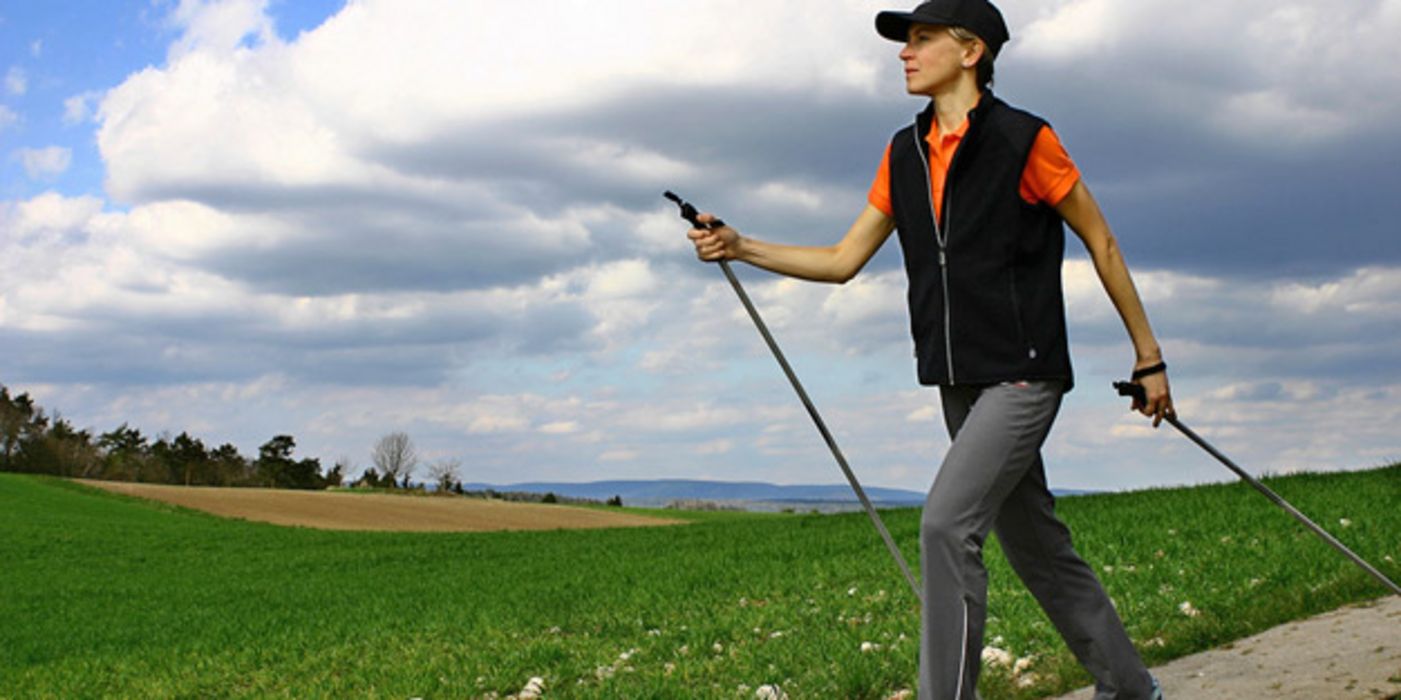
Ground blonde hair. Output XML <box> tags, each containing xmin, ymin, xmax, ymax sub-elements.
<box><xmin>947</xmin><ymin>26</ymin><xmax>995</xmax><ymax>88</ymax></box>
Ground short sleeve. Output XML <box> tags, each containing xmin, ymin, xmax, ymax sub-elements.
<box><xmin>868</xmin><ymin>143</ymin><xmax>894</xmax><ymax>217</ymax></box>
<box><xmin>1019</xmin><ymin>125</ymin><xmax>1080</xmax><ymax>207</ymax></box>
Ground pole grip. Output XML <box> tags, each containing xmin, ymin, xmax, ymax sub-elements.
<box><xmin>1113</xmin><ymin>380</ymin><xmax>1147</xmax><ymax>406</ymax></box>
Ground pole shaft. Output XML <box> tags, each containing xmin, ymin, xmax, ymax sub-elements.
<box><xmin>1167</xmin><ymin>415</ymin><xmax>1401</xmax><ymax>597</ymax></box>
<box><xmin>718</xmin><ymin>261</ymin><xmax>924</xmax><ymax>604</ymax></box>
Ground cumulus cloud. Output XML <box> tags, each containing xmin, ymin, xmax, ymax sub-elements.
<box><xmin>62</xmin><ymin>91</ymin><xmax>102</xmax><ymax>126</ymax></box>
<box><xmin>15</xmin><ymin>147</ymin><xmax>72</xmax><ymax>181</ymax></box>
<box><xmin>164</xmin><ymin>0</ymin><xmax>277</xmax><ymax>59</ymax></box>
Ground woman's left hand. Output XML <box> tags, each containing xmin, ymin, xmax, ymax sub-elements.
<box><xmin>1132</xmin><ymin>364</ymin><xmax>1174</xmax><ymax>427</ymax></box>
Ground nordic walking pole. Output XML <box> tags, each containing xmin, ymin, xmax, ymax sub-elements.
<box><xmin>667</xmin><ymin>191</ymin><xmax>924</xmax><ymax>605</ymax></box>
<box><xmin>1114</xmin><ymin>381</ymin><xmax>1401</xmax><ymax>596</ymax></box>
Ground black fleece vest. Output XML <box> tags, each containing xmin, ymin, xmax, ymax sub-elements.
<box><xmin>889</xmin><ymin>95</ymin><xmax>1074</xmax><ymax>389</ymax></box>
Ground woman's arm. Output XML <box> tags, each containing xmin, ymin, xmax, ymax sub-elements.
<box><xmin>688</xmin><ymin>204</ymin><xmax>896</xmax><ymax>284</ymax></box>
<box><xmin>1056</xmin><ymin>179</ymin><xmax>1175</xmax><ymax>425</ymax></box>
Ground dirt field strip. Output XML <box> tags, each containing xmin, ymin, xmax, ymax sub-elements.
<box><xmin>78</xmin><ymin>480</ymin><xmax>687</xmax><ymax>532</ymax></box>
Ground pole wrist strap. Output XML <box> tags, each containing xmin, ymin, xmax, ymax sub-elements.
<box><xmin>1131</xmin><ymin>361</ymin><xmax>1167</xmax><ymax>381</ymax></box>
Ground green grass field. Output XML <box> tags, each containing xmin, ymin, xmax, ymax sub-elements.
<box><xmin>2</xmin><ymin>466</ymin><xmax>1397</xmax><ymax>699</ymax></box>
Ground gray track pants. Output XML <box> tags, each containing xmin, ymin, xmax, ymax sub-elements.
<box><xmin>918</xmin><ymin>381</ymin><xmax>1155</xmax><ymax>700</ymax></box>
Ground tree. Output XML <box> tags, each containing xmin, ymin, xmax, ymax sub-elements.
<box><xmin>371</xmin><ymin>432</ymin><xmax>417</xmax><ymax>489</ymax></box>
<box><xmin>357</xmin><ymin>467</ymin><xmax>382</xmax><ymax>489</ymax></box>
<box><xmin>324</xmin><ymin>463</ymin><xmax>344</xmax><ymax>488</ymax></box>
<box><xmin>97</xmin><ymin>424</ymin><xmax>149</xmax><ymax>481</ymax></box>
<box><xmin>170</xmin><ymin>432</ymin><xmax>209</xmax><ymax>486</ymax></box>
<box><xmin>209</xmin><ymin>443</ymin><xmax>248</xmax><ymax>486</ymax></box>
<box><xmin>427</xmin><ymin>458</ymin><xmax>460</xmax><ymax>494</ymax></box>
<box><xmin>0</xmin><ymin>386</ymin><xmax>34</xmax><ymax>469</ymax></box>
<box><xmin>43</xmin><ymin>417</ymin><xmax>99</xmax><ymax>478</ymax></box>
<box><xmin>255</xmin><ymin>435</ymin><xmax>324</xmax><ymax>490</ymax></box>
<box><xmin>256</xmin><ymin>435</ymin><xmax>297</xmax><ymax>488</ymax></box>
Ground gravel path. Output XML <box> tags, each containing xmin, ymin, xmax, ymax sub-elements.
<box><xmin>1051</xmin><ymin>595</ymin><xmax>1401</xmax><ymax>699</ymax></box>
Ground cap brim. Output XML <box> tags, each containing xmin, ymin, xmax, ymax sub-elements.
<box><xmin>875</xmin><ymin>10</ymin><xmax>956</xmax><ymax>42</ymax></box>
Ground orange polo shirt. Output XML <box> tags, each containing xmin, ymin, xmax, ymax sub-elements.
<box><xmin>868</xmin><ymin>119</ymin><xmax>1080</xmax><ymax>221</ymax></box>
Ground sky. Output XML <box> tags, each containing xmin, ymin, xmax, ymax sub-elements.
<box><xmin>1</xmin><ymin>0</ymin><xmax>1398</xmax><ymax>494</ymax></box>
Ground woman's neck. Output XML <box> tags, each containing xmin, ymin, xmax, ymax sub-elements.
<box><xmin>931</xmin><ymin>79</ymin><xmax>983</xmax><ymax>135</ymax></box>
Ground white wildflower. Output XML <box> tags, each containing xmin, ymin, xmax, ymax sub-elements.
<box><xmin>1012</xmin><ymin>656</ymin><xmax>1034</xmax><ymax>675</ymax></box>
<box><xmin>1015</xmin><ymin>672</ymin><xmax>1040</xmax><ymax>689</ymax></box>
<box><xmin>861</xmin><ymin>641</ymin><xmax>881</xmax><ymax>653</ymax></box>
<box><xmin>848</xmin><ymin>586</ymin><xmax>859</xmax><ymax>596</ymax></box>
<box><xmin>648</xmin><ymin>628</ymin><xmax>662</xmax><ymax>636</ymax></box>
<box><xmin>547</xmin><ymin>626</ymin><xmax>561</xmax><ymax>635</ymax></box>
<box><xmin>517</xmin><ymin>677</ymin><xmax>546</xmax><ymax>699</ymax></box>
<box><xmin>713</xmin><ymin>642</ymin><xmax>725</xmax><ymax>654</ymax></box>
<box><xmin>769</xmin><ymin>631</ymin><xmax>785</xmax><ymax>639</ymax></box>
<box><xmin>739</xmin><ymin>597</ymin><xmax>749</xmax><ymax>607</ymax></box>
<box><xmin>664</xmin><ymin>662</ymin><xmax>676</xmax><ymax>675</ymax></box>
<box><xmin>981</xmin><ymin>646</ymin><xmax>1013</xmax><ymax>666</ymax></box>
<box><xmin>1339</xmin><ymin>518</ymin><xmax>1353</xmax><ymax>528</ymax></box>
<box><xmin>1179</xmin><ymin>601</ymin><xmax>1201</xmax><ymax>618</ymax></box>
<box><xmin>755</xmin><ymin>684</ymin><xmax>788</xmax><ymax>700</ymax></box>
<box><xmin>1103</xmin><ymin>565</ymin><xmax>1114</xmax><ymax>573</ymax></box>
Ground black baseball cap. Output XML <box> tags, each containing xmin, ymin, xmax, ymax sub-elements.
<box><xmin>876</xmin><ymin>0</ymin><xmax>1010</xmax><ymax>57</ymax></box>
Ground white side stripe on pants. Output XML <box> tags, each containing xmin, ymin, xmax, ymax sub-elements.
<box><xmin>954</xmin><ymin>599</ymin><xmax>969</xmax><ymax>699</ymax></box>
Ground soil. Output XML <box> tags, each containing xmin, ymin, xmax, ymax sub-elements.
<box><xmin>79</xmin><ymin>480</ymin><xmax>687</xmax><ymax>532</ymax></box>
<box><xmin>1051</xmin><ymin>595</ymin><xmax>1401</xmax><ymax>700</ymax></box>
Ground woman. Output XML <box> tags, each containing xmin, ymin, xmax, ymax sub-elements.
<box><xmin>686</xmin><ymin>1</ymin><xmax>1171</xmax><ymax>698</ymax></box>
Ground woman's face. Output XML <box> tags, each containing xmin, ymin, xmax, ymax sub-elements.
<box><xmin>899</xmin><ymin>23</ymin><xmax>975</xmax><ymax>96</ymax></box>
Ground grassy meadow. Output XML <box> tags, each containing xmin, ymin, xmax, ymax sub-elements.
<box><xmin>1</xmin><ymin>465</ymin><xmax>1398</xmax><ymax>699</ymax></box>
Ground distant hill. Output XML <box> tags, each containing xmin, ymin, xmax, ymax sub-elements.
<box><xmin>459</xmin><ymin>479</ymin><xmax>925</xmax><ymax>510</ymax></box>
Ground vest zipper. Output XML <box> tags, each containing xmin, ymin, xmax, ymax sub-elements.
<box><xmin>913</xmin><ymin>121</ymin><xmax>956</xmax><ymax>385</ymax></box>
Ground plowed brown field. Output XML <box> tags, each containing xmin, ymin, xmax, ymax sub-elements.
<box><xmin>78</xmin><ymin>480</ymin><xmax>685</xmax><ymax>532</ymax></box>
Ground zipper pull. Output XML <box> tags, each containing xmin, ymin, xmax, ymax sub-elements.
<box><xmin>939</xmin><ymin>249</ymin><xmax>947</xmax><ymax>267</ymax></box>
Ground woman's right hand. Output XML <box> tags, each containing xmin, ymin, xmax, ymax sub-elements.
<box><xmin>687</xmin><ymin>213</ymin><xmax>742</xmax><ymax>262</ymax></box>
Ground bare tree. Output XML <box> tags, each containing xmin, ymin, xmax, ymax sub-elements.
<box><xmin>371</xmin><ymin>432</ymin><xmax>418</xmax><ymax>488</ymax></box>
<box><xmin>427</xmin><ymin>458</ymin><xmax>461</xmax><ymax>494</ymax></box>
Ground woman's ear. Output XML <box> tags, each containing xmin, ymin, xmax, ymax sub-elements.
<box><xmin>962</xmin><ymin>40</ymin><xmax>985</xmax><ymax>69</ymax></box>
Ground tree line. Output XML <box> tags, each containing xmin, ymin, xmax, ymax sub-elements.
<box><xmin>1</xmin><ymin>384</ymin><xmax>337</xmax><ymax>489</ymax></box>
<box><xmin>1</xmin><ymin>383</ymin><xmax>626</xmax><ymax>505</ymax></box>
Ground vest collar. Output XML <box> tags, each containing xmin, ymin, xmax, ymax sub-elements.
<box><xmin>916</xmin><ymin>90</ymin><xmax>1001</xmax><ymax>144</ymax></box>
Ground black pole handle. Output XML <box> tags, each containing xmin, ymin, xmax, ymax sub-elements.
<box><xmin>664</xmin><ymin>190</ymin><xmax>725</xmax><ymax>230</ymax></box>
<box><xmin>1113</xmin><ymin>380</ymin><xmax>1147</xmax><ymax>406</ymax></box>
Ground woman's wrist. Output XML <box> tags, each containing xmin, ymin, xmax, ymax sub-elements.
<box><xmin>1134</xmin><ymin>346</ymin><xmax>1162</xmax><ymax>366</ymax></box>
